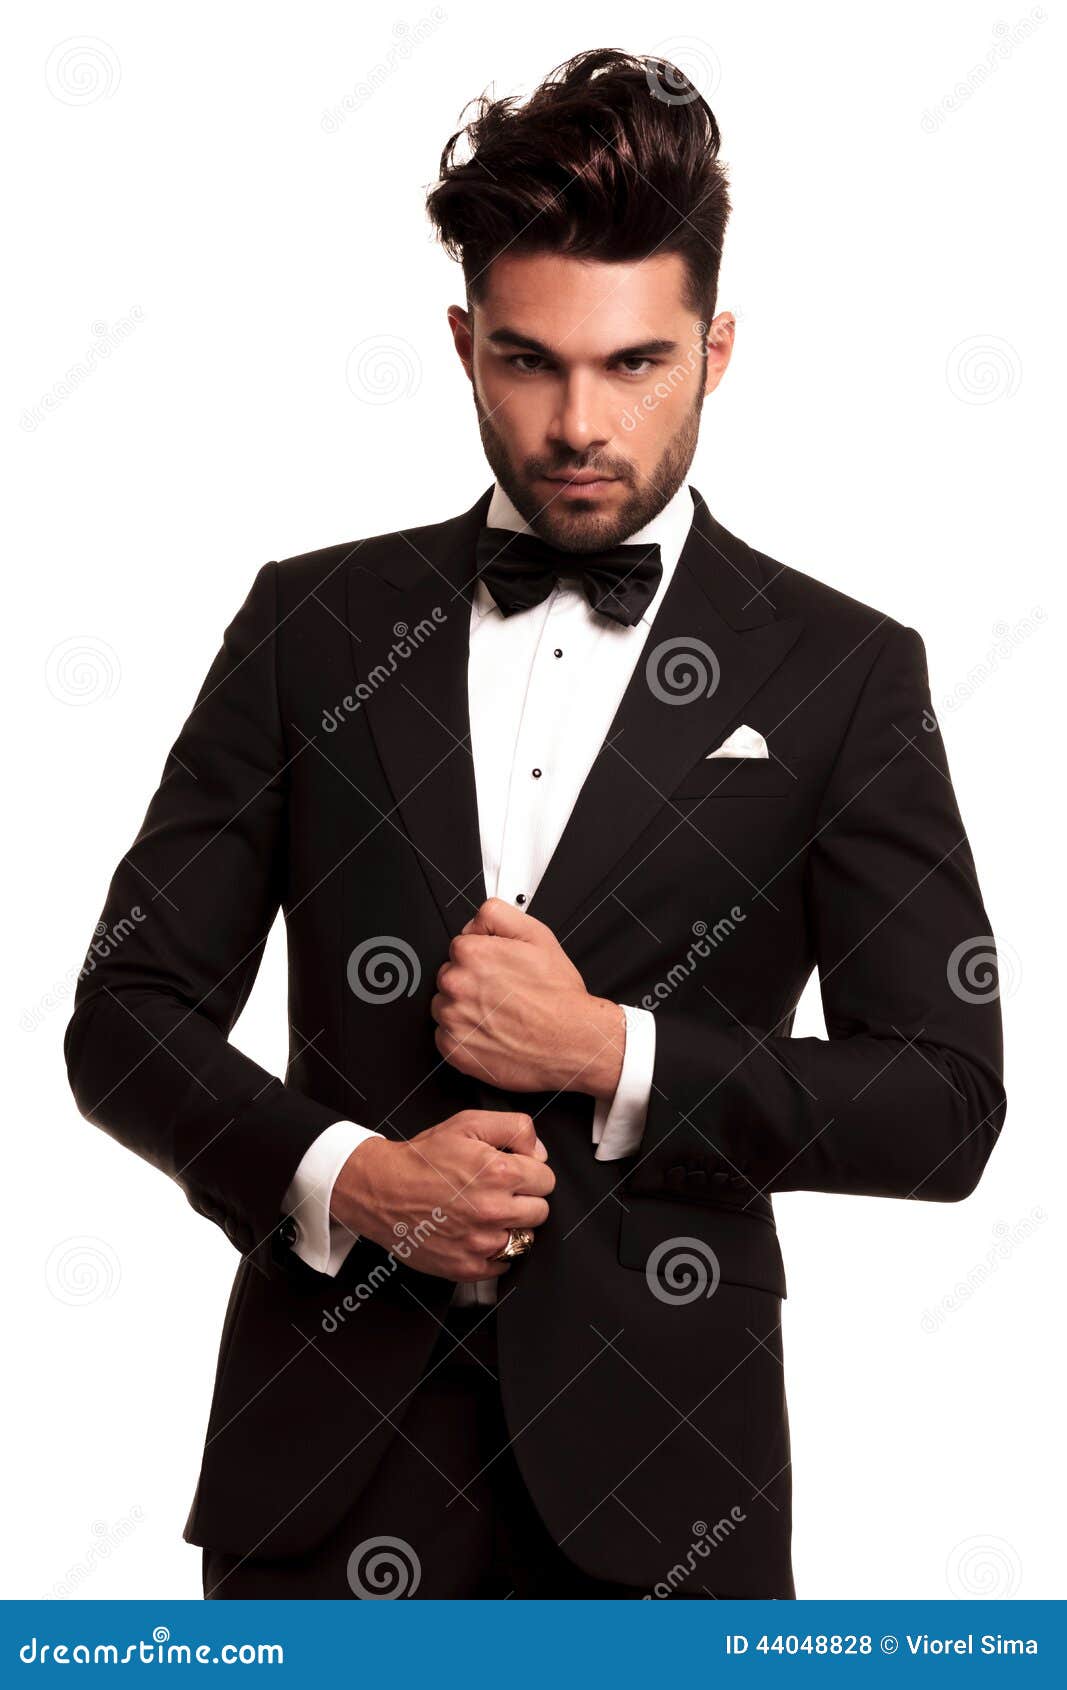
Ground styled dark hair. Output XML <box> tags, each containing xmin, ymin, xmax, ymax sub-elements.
<box><xmin>425</xmin><ymin>48</ymin><xmax>731</xmax><ymax>321</ymax></box>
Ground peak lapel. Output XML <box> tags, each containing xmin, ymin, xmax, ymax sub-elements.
<box><xmin>343</xmin><ymin>488</ymin><xmax>492</xmax><ymax>949</ymax></box>
<box><xmin>525</xmin><ymin>491</ymin><xmax>804</xmax><ymax>950</ymax></box>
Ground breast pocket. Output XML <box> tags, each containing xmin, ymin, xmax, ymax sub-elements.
<box><xmin>670</xmin><ymin>755</ymin><xmax>797</xmax><ymax>801</ymax></box>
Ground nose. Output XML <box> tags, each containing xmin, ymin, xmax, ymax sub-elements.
<box><xmin>547</xmin><ymin>371</ymin><xmax>612</xmax><ymax>459</ymax></box>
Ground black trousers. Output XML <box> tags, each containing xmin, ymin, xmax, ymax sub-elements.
<box><xmin>202</xmin><ymin>1304</ymin><xmax>712</xmax><ymax>1599</ymax></box>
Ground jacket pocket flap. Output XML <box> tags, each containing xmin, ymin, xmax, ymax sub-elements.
<box><xmin>618</xmin><ymin>1196</ymin><xmax>787</xmax><ymax>1298</ymax></box>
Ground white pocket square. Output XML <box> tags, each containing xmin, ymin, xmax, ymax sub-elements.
<box><xmin>705</xmin><ymin>725</ymin><xmax>768</xmax><ymax>760</ymax></box>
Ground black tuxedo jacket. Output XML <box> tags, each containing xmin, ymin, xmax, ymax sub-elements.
<box><xmin>64</xmin><ymin>485</ymin><xmax>1005</xmax><ymax>1596</ymax></box>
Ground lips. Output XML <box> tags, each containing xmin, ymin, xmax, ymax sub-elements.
<box><xmin>545</xmin><ymin>473</ymin><xmax>616</xmax><ymax>485</ymax></box>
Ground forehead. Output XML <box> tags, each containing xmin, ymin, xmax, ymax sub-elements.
<box><xmin>478</xmin><ymin>250</ymin><xmax>691</xmax><ymax>354</ymax></box>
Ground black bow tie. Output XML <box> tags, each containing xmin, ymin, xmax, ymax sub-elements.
<box><xmin>474</xmin><ymin>526</ymin><xmax>662</xmax><ymax>628</ymax></box>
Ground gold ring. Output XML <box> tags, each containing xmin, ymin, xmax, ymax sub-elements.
<box><xmin>491</xmin><ymin>1228</ymin><xmax>535</xmax><ymax>1262</ymax></box>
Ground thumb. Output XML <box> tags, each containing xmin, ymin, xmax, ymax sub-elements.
<box><xmin>462</xmin><ymin>896</ymin><xmax>558</xmax><ymax>948</ymax></box>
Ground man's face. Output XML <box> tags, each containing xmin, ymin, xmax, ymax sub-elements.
<box><xmin>448</xmin><ymin>250</ymin><xmax>734</xmax><ymax>552</ymax></box>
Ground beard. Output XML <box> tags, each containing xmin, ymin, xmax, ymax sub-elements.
<box><xmin>472</xmin><ymin>378</ymin><xmax>703</xmax><ymax>555</ymax></box>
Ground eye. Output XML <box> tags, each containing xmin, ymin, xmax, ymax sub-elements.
<box><xmin>507</xmin><ymin>354</ymin><xmax>549</xmax><ymax>375</ymax></box>
<box><xmin>615</xmin><ymin>356</ymin><xmax>657</xmax><ymax>376</ymax></box>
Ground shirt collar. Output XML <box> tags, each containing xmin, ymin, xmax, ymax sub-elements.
<box><xmin>474</xmin><ymin>478</ymin><xmax>695</xmax><ymax>627</ymax></box>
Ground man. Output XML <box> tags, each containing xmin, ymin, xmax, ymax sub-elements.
<box><xmin>64</xmin><ymin>48</ymin><xmax>1005</xmax><ymax>1599</ymax></box>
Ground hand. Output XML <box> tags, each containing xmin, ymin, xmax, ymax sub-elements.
<box><xmin>430</xmin><ymin>897</ymin><xmax>626</xmax><ymax>1099</ymax></box>
<box><xmin>329</xmin><ymin>1109</ymin><xmax>555</xmax><ymax>1283</ymax></box>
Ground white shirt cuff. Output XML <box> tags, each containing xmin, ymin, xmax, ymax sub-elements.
<box><xmin>281</xmin><ymin>1119</ymin><xmax>383</xmax><ymax>1276</ymax></box>
<box><xmin>592</xmin><ymin>1003</ymin><xmax>656</xmax><ymax>1161</ymax></box>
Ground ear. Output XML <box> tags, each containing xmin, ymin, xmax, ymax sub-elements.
<box><xmin>704</xmin><ymin>310</ymin><xmax>735</xmax><ymax>398</ymax></box>
<box><xmin>447</xmin><ymin>304</ymin><xmax>474</xmax><ymax>381</ymax></box>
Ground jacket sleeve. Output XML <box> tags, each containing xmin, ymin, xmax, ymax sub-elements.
<box><xmin>626</xmin><ymin>622</ymin><xmax>1006</xmax><ymax>1206</ymax></box>
<box><xmin>63</xmin><ymin>560</ymin><xmax>344</xmax><ymax>1278</ymax></box>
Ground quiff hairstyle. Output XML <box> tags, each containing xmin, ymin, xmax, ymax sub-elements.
<box><xmin>425</xmin><ymin>47</ymin><xmax>731</xmax><ymax>323</ymax></box>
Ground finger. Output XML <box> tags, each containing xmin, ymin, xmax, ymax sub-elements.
<box><xmin>469</xmin><ymin>1228</ymin><xmax>513</xmax><ymax>1258</ymax></box>
<box><xmin>500</xmin><ymin>1196</ymin><xmax>550</xmax><ymax>1230</ymax></box>
<box><xmin>454</xmin><ymin>1256</ymin><xmax>512</xmax><ymax>1282</ymax></box>
<box><xmin>461</xmin><ymin>896</ymin><xmax>557</xmax><ymax>947</ymax></box>
<box><xmin>465</xmin><ymin>1111</ymin><xmax>544</xmax><ymax>1159</ymax></box>
<box><xmin>501</xmin><ymin>1153</ymin><xmax>555</xmax><ymax>1198</ymax></box>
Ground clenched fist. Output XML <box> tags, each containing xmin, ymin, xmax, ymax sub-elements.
<box><xmin>329</xmin><ymin>1109</ymin><xmax>555</xmax><ymax>1282</ymax></box>
<box><xmin>430</xmin><ymin>897</ymin><xmax>625</xmax><ymax>1099</ymax></box>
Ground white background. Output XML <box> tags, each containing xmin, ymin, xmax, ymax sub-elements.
<box><xmin>4</xmin><ymin>1</ymin><xmax>1062</xmax><ymax>1600</ymax></box>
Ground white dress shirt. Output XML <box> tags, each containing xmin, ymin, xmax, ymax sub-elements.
<box><xmin>282</xmin><ymin>478</ymin><xmax>696</xmax><ymax>1301</ymax></box>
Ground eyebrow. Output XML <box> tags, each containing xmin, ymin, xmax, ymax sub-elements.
<box><xmin>486</xmin><ymin>327</ymin><xmax>681</xmax><ymax>361</ymax></box>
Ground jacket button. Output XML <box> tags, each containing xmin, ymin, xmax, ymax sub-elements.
<box><xmin>277</xmin><ymin>1216</ymin><xmax>298</xmax><ymax>1247</ymax></box>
